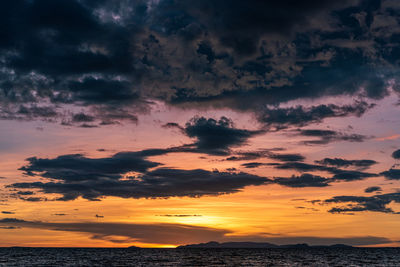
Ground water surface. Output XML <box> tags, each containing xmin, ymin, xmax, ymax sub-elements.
<box><xmin>0</xmin><ymin>247</ymin><xmax>399</xmax><ymax>266</ymax></box>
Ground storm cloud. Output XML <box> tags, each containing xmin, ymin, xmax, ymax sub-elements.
<box><xmin>1</xmin><ymin>0</ymin><xmax>399</xmax><ymax>127</ymax></box>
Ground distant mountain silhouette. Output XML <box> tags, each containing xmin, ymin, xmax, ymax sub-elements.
<box><xmin>177</xmin><ymin>241</ymin><xmax>353</xmax><ymax>249</ymax></box>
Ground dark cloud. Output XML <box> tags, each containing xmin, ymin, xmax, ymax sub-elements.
<box><xmin>330</xmin><ymin>169</ymin><xmax>378</xmax><ymax>182</ymax></box>
<box><xmin>1</xmin><ymin>0</ymin><xmax>398</xmax><ymax>127</ymax></box>
<box><xmin>380</xmin><ymin>169</ymin><xmax>400</xmax><ymax>180</ymax></box>
<box><xmin>274</xmin><ymin>161</ymin><xmax>378</xmax><ymax>182</ymax></box>
<box><xmin>163</xmin><ymin>117</ymin><xmax>270</xmax><ymax>156</ymax></box>
<box><xmin>227</xmin><ymin>150</ymin><xmax>305</xmax><ymax>162</ymax></box>
<box><xmin>66</xmin><ymin>78</ymin><xmax>139</xmax><ymax>105</ymax></box>
<box><xmin>71</xmin><ymin>112</ymin><xmax>95</xmax><ymax>123</ymax></box>
<box><xmin>315</xmin><ymin>158</ymin><xmax>377</xmax><ymax>169</ymax></box>
<box><xmin>9</xmin><ymin>153</ymin><xmax>269</xmax><ymax>201</ymax></box>
<box><xmin>169</xmin><ymin>0</ymin><xmax>356</xmax><ymax>55</ymax></box>
<box><xmin>15</xmin><ymin>191</ymin><xmax>34</xmax><ymax>196</ymax></box>
<box><xmin>0</xmin><ymin>226</ymin><xmax>21</xmax><ymax>230</ymax></box>
<box><xmin>365</xmin><ymin>186</ymin><xmax>382</xmax><ymax>193</ymax></box>
<box><xmin>241</xmin><ymin>162</ymin><xmax>266</xmax><ymax>169</ymax></box>
<box><xmin>0</xmin><ymin>218</ymin><xmax>26</xmax><ymax>223</ymax></box>
<box><xmin>18</xmin><ymin>152</ymin><xmax>161</xmax><ymax>181</ymax></box>
<box><xmin>0</xmin><ymin>0</ymin><xmax>144</xmax><ymax>125</ymax></box>
<box><xmin>297</xmin><ymin>129</ymin><xmax>370</xmax><ymax>145</ymax></box>
<box><xmin>274</xmin><ymin>162</ymin><xmax>334</xmax><ymax>172</ymax></box>
<box><xmin>19</xmin><ymin>197</ymin><xmax>47</xmax><ymax>202</ymax></box>
<box><xmin>181</xmin><ymin>116</ymin><xmax>263</xmax><ymax>155</ymax></box>
<box><xmin>162</xmin><ymin>122</ymin><xmax>185</xmax><ymax>131</ymax></box>
<box><xmin>392</xmin><ymin>149</ymin><xmax>400</xmax><ymax>159</ymax></box>
<box><xmin>258</xmin><ymin>101</ymin><xmax>373</xmax><ymax>130</ymax></box>
<box><xmin>268</xmin><ymin>153</ymin><xmax>305</xmax><ymax>162</ymax></box>
<box><xmin>17</xmin><ymin>105</ymin><xmax>59</xmax><ymax>120</ymax></box>
<box><xmin>1</xmin><ymin>211</ymin><xmax>15</xmax><ymax>215</ymax></box>
<box><xmin>324</xmin><ymin>192</ymin><xmax>400</xmax><ymax>214</ymax></box>
<box><xmin>273</xmin><ymin>174</ymin><xmax>331</xmax><ymax>188</ymax></box>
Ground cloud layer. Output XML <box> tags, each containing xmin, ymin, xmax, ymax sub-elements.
<box><xmin>1</xmin><ymin>0</ymin><xmax>400</xmax><ymax>127</ymax></box>
<box><xmin>10</xmin><ymin>149</ymin><xmax>269</xmax><ymax>201</ymax></box>
<box><xmin>0</xmin><ymin>218</ymin><xmax>393</xmax><ymax>246</ymax></box>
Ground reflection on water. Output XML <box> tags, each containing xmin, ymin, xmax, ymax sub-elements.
<box><xmin>0</xmin><ymin>247</ymin><xmax>399</xmax><ymax>266</ymax></box>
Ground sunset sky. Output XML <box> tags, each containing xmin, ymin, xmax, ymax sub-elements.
<box><xmin>1</xmin><ymin>0</ymin><xmax>400</xmax><ymax>248</ymax></box>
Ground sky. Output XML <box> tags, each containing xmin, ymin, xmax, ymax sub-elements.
<box><xmin>0</xmin><ymin>0</ymin><xmax>400</xmax><ymax>248</ymax></box>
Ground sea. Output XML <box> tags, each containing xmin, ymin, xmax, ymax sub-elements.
<box><xmin>0</xmin><ymin>247</ymin><xmax>399</xmax><ymax>266</ymax></box>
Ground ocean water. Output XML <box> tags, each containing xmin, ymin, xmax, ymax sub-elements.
<box><xmin>0</xmin><ymin>247</ymin><xmax>399</xmax><ymax>266</ymax></box>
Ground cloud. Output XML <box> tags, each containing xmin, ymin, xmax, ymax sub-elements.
<box><xmin>1</xmin><ymin>0</ymin><xmax>398</xmax><ymax>128</ymax></box>
<box><xmin>392</xmin><ymin>149</ymin><xmax>400</xmax><ymax>159</ymax></box>
<box><xmin>241</xmin><ymin>162</ymin><xmax>266</xmax><ymax>169</ymax></box>
<box><xmin>258</xmin><ymin>101</ymin><xmax>373</xmax><ymax>130</ymax></box>
<box><xmin>71</xmin><ymin>112</ymin><xmax>95</xmax><ymax>123</ymax></box>
<box><xmin>329</xmin><ymin>169</ymin><xmax>378</xmax><ymax>182</ymax></box>
<box><xmin>273</xmin><ymin>174</ymin><xmax>331</xmax><ymax>188</ymax></box>
<box><xmin>381</xmin><ymin>169</ymin><xmax>400</xmax><ymax>180</ymax></box>
<box><xmin>168</xmin><ymin>116</ymin><xmax>263</xmax><ymax>155</ymax></box>
<box><xmin>323</xmin><ymin>192</ymin><xmax>400</xmax><ymax>214</ymax></box>
<box><xmin>0</xmin><ymin>226</ymin><xmax>21</xmax><ymax>230</ymax></box>
<box><xmin>9</xmin><ymin>153</ymin><xmax>269</xmax><ymax>201</ymax></box>
<box><xmin>0</xmin><ymin>218</ymin><xmax>230</xmax><ymax>245</ymax></box>
<box><xmin>268</xmin><ymin>153</ymin><xmax>305</xmax><ymax>162</ymax></box>
<box><xmin>315</xmin><ymin>158</ymin><xmax>377</xmax><ymax>169</ymax></box>
<box><xmin>364</xmin><ymin>186</ymin><xmax>382</xmax><ymax>193</ymax></box>
<box><xmin>242</xmin><ymin>159</ymin><xmax>378</xmax><ymax>186</ymax></box>
<box><xmin>297</xmin><ymin>129</ymin><xmax>370</xmax><ymax>145</ymax></box>
<box><xmin>0</xmin><ymin>218</ymin><xmax>392</xmax><ymax>246</ymax></box>
<box><xmin>227</xmin><ymin>150</ymin><xmax>305</xmax><ymax>162</ymax></box>
<box><xmin>18</xmin><ymin>152</ymin><xmax>161</xmax><ymax>182</ymax></box>
<box><xmin>274</xmin><ymin>161</ymin><xmax>378</xmax><ymax>182</ymax></box>
<box><xmin>166</xmin><ymin>0</ymin><xmax>355</xmax><ymax>55</ymax></box>
<box><xmin>0</xmin><ymin>0</ymin><xmax>149</xmax><ymax>126</ymax></box>
<box><xmin>1</xmin><ymin>211</ymin><xmax>15</xmax><ymax>215</ymax></box>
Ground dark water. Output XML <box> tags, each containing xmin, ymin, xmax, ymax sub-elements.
<box><xmin>0</xmin><ymin>247</ymin><xmax>399</xmax><ymax>266</ymax></box>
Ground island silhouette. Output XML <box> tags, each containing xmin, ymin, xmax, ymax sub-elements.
<box><xmin>176</xmin><ymin>241</ymin><xmax>353</xmax><ymax>249</ymax></box>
